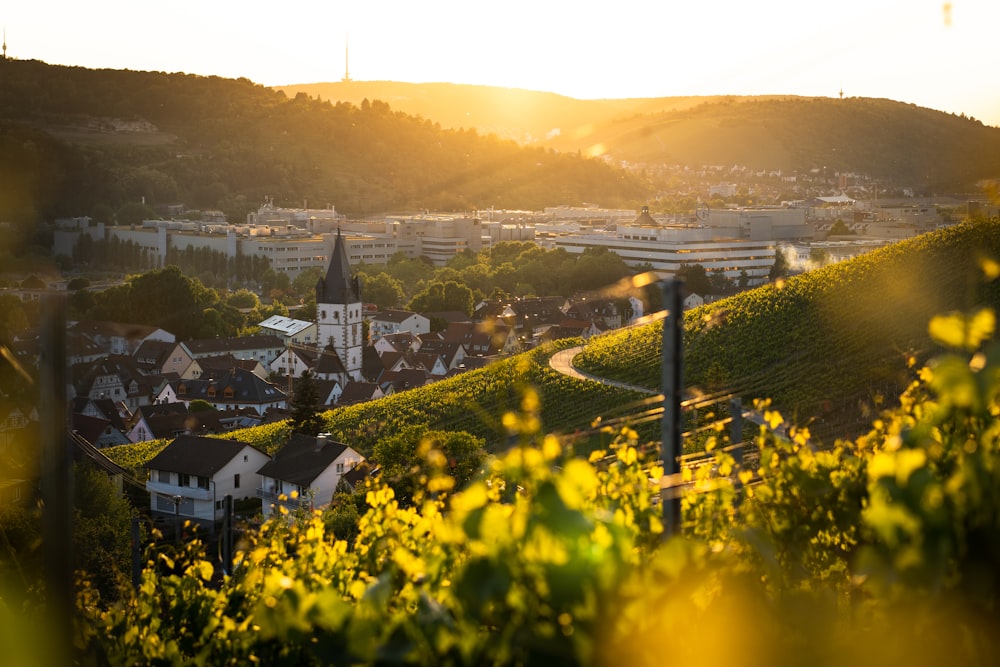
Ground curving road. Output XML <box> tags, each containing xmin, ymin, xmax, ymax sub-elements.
<box><xmin>548</xmin><ymin>346</ymin><xmax>659</xmax><ymax>396</ymax></box>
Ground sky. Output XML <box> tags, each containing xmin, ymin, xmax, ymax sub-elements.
<box><xmin>5</xmin><ymin>1</ymin><xmax>1000</xmax><ymax>126</ymax></box>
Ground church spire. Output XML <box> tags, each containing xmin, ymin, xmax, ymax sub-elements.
<box><xmin>316</xmin><ymin>228</ymin><xmax>361</xmax><ymax>305</ymax></box>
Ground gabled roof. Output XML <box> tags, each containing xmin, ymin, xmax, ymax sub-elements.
<box><xmin>378</xmin><ymin>368</ymin><xmax>430</xmax><ymax>393</ymax></box>
<box><xmin>72</xmin><ymin>413</ymin><xmax>112</xmax><ymax>445</ymax></box>
<box><xmin>142</xmin><ymin>411</ymin><xmax>226</xmax><ymax>440</ymax></box>
<box><xmin>147</xmin><ymin>435</ymin><xmax>265</xmax><ymax>477</ymax></box>
<box><xmin>257</xmin><ymin>433</ymin><xmax>351</xmax><ymax>487</ymax></box>
<box><xmin>184</xmin><ymin>334</ymin><xmax>285</xmax><ymax>356</ymax></box>
<box><xmin>372</xmin><ymin>309</ymin><xmax>424</xmax><ymax>324</ymax></box>
<box><xmin>376</xmin><ymin>331</ymin><xmax>419</xmax><ymax>353</ymax></box>
<box><xmin>70</xmin><ymin>320</ymin><xmax>172</xmax><ymax>342</ymax></box>
<box><xmin>198</xmin><ymin>354</ymin><xmax>263</xmax><ymax>374</ymax></box>
<box><xmin>175</xmin><ymin>367</ymin><xmax>286</xmax><ymax>406</ymax></box>
<box><xmin>337</xmin><ymin>381</ymin><xmax>383</xmax><ymax>405</ymax></box>
<box><xmin>317</xmin><ymin>230</ymin><xmax>361</xmax><ymax>305</ymax></box>
<box><xmin>415</xmin><ymin>340</ymin><xmax>464</xmax><ymax>366</ymax></box>
<box><xmin>133</xmin><ymin>339</ymin><xmax>176</xmax><ymax>369</ymax></box>
<box><xmin>315</xmin><ymin>347</ymin><xmax>347</xmax><ymax>375</ymax></box>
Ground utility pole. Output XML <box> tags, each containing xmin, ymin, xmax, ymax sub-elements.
<box><xmin>660</xmin><ymin>278</ymin><xmax>684</xmax><ymax>537</ymax></box>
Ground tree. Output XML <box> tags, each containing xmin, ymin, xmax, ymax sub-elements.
<box><xmin>770</xmin><ymin>248</ymin><xmax>790</xmax><ymax>280</ymax></box>
<box><xmin>116</xmin><ymin>202</ymin><xmax>157</xmax><ymax>226</ymax></box>
<box><xmin>359</xmin><ymin>272</ymin><xmax>405</xmax><ymax>309</ymax></box>
<box><xmin>407</xmin><ymin>280</ymin><xmax>474</xmax><ymax>316</ymax></box>
<box><xmin>288</xmin><ymin>370</ymin><xmax>326</xmax><ymax>436</ymax></box>
<box><xmin>372</xmin><ymin>425</ymin><xmax>486</xmax><ymax>505</ymax></box>
<box><xmin>828</xmin><ymin>219</ymin><xmax>853</xmax><ymax>236</ymax></box>
<box><xmin>675</xmin><ymin>263</ymin><xmax>712</xmax><ymax>296</ymax></box>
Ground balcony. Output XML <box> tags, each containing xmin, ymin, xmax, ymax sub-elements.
<box><xmin>256</xmin><ymin>487</ymin><xmax>311</xmax><ymax>509</ymax></box>
<box><xmin>146</xmin><ymin>480</ymin><xmax>213</xmax><ymax>501</ymax></box>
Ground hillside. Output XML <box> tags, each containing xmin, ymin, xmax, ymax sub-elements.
<box><xmin>105</xmin><ymin>218</ymin><xmax>1000</xmax><ymax>472</ymax></box>
<box><xmin>0</xmin><ymin>60</ymin><xmax>649</xmax><ymax>236</ymax></box>
<box><xmin>577</xmin><ymin>217</ymin><xmax>1000</xmax><ymax>442</ymax></box>
<box><xmin>279</xmin><ymin>81</ymin><xmax>1000</xmax><ymax>190</ymax></box>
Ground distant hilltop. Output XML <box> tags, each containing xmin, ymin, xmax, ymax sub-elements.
<box><xmin>276</xmin><ymin>80</ymin><xmax>1000</xmax><ymax>189</ymax></box>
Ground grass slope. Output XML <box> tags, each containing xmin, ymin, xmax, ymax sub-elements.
<box><xmin>576</xmin><ymin>218</ymin><xmax>1000</xmax><ymax>442</ymax></box>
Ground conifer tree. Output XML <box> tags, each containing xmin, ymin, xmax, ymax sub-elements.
<box><xmin>288</xmin><ymin>369</ymin><xmax>325</xmax><ymax>436</ymax></box>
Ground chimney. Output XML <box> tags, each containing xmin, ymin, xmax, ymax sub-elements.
<box><xmin>315</xmin><ymin>432</ymin><xmax>330</xmax><ymax>450</ymax></box>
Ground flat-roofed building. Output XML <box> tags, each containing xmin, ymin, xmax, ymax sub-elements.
<box><xmin>554</xmin><ymin>224</ymin><xmax>776</xmax><ymax>285</ymax></box>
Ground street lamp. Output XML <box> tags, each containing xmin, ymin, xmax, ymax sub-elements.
<box><xmin>172</xmin><ymin>494</ymin><xmax>182</xmax><ymax>543</ymax></box>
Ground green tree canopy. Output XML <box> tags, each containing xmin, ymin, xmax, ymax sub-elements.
<box><xmin>407</xmin><ymin>280</ymin><xmax>474</xmax><ymax>316</ymax></box>
<box><xmin>288</xmin><ymin>370</ymin><xmax>326</xmax><ymax>437</ymax></box>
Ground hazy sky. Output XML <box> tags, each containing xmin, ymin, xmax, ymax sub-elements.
<box><xmin>6</xmin><ymin>1</ymin><xmax>1000</xmax><ymax>126</ymax></box>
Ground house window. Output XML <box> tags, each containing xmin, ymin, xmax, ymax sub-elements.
<box><xmin>178</xmin><ymin>384</ymin><xmax>187</xmax><ymax>395</ymax></box>
<box><xmin>208</xmin><ymin>387</ymin><xmax>216</xmax><ymax>398</ymax></box>
<box><xmin>179</xmin><ymin>473</ymin><xmax>190</xmax><ymax>487</ymax></box>
<box><xmin>158</xmin><ymin>470</ymin><xmax>170</xmax><ymax>483</ymax></box>
<box><xmin>197</xmin><ymin>476</ymin><xmax>210</xmax><ymax>490</ymax></box>
<box><xmin>234</xmin><ymin>473</ymin><xmax>241</xmax><ymax>489</ymax></box>
<box><xmin>224</xmin><ymin>387</ymin><xmax>234</xmax><ymax>399</ymax></box>
<box><xmin>336</xmin><ymin>463</ymin><xmax>344</xmax><ymax>473</ymax></box>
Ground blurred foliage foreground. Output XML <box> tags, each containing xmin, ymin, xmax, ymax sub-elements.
<box><xmin>8</xmin><ymin>308</ymin><xmax>1000</xmax><ymax>665</ymax></box>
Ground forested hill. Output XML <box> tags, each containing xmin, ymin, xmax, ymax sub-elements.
<box><xmin>281</xmin><ymin>81</ymin><xmax>1000</xmax><ymax>191</ymax></box>
<box><xmin>0</xmin><ymin>59</ymin><xmax>649</xmax><ymax>231</ymax></box>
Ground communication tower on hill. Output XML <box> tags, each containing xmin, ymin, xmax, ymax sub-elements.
<box><xmin>342</xmin><ymin>34</ymin><xmax>351</xmax><ymax>82</ymax></box>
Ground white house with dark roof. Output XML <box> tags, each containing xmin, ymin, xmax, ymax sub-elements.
<box><xmin>368</xmin><ymin>309</ymin><xmax>431</xmax><ymax>340</ymax></box>
<box><xmin>146</xmin><ymin>435</ymin><xmax>271</xmax><ymax>523</ymax></box>
<box><xmin>258</xmin><ymin>315</ymin><xmax>318</xmax><ymax>347</ymax></box>
<box><xmin>256</xmin><ymin>433</ymin><xmax>364</xmax><ymax>518</ymax></box>
<box><xmin>183</xmin><ymin>334</ymin><xmax>285</xmax><ymax>367</ymax></box>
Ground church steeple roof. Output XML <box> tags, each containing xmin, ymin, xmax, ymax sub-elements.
<box><xmin>317</xmin><ymin>229</ymin><xmax>361</xmax><ymax>304</ymax></box>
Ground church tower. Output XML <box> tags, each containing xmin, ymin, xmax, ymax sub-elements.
<box><xmin>316</xmin><ymin>229</ymin><xmax>363</xmax><ymax>381</ymax></box>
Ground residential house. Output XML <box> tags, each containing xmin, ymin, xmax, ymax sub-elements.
<box><xmin>683</xmin><ymin>293</ymin><xmax>706</xmax><ymax>310</ymax></box>
<box><xmin>195</xmin><ymin>354</ymin><xmax>268</xmax><ymax>380</ymax></box>
<box><xmin>413</xmin><ymin>339</ymin><xmax>466</xmax><ymax>371</ymax></box>
<box><xmin>173</xmin><ymin>367</ymin><xmax>288</xmax><ymax>414</ymax></box>
<box><xmin>133</xmin><ymin>339</ymin><xmax>181</xmax><ymax>376</ymax></box>
<box><xmin>146</xmin><ymin>435</ymin><xmax>271</xmax><ymax>523</ymax></box>
<box><xmin>565</xmin><ymin>298</ymin><xmax>623</xmax><ymax>329</ymax></box>
<box><xmin>258</xmin><ymin>315</ymin><xmax>318</xmax><ymax>347</ymax></box>
<box><xmin>368</xmin><ymin>309</ymin><xmax>431</xmax><ymax>340</ymax></box>
<box><xmin>541</xmin><ymin>318</ymin><xmax>602</xmax><ymax>343</ymax></box>
<box><xmin>268</xmin><ymin>345</ymin><xmax>320</xmax><ymax>379</ymax></box>
<box><xmin>256</xmin><ymin>433</ymin><xmax>364</xmax><ymax>518</ymax></box>
<box><xmin>72</xmin><ymin>396</ymin><xmax>131</xmax><ymax>437</ymax></box>
<box><xmin>337</xmin><ymin>381</ymin><xmax>387</xmax><ymax>406</ymax></box>
<box><xmin>71</xmin><ymin>355</ymin><xmax>163</xmax><ymax>410</ymax></box>
<box><xmin>442</xmin><ymin>321</ymin><xmax>518</xmax><ymax>358</ymax></box>
<box><xmin>69</xmin><ymin>320</ymin><xmax>176</xmax><ymax>356</ymax></box>
<box><xmin>507</xmin><ymin>297</ymin><xmax>568</xmax><ymax>339</ymax></box>
<box><xmin>378</xmin><ymin>368</ymin><xmax>430</xmax><ymax>394</ymax></box>
<box><xmin>72</xmin><ymin>412</ymin><xmax>131</xmax><ymax>448</ymax></box>
<box><xmin>126</xmin><ymin>403</ymin><xmax>227</xmax><ymax>443</ymax></box>
<box><xmin>155</xmin><ymin>342</ymin><xmax>196</xmax><ymax>378</ymax></box>
<box><xmin>372</xmin><ymin>331</ymin><xmax>421</xmax><ymax>356</ymax></box>
<box><xmin>184</xmin><ymin>334</ymin><xmax>285</xmax><ymax>367</ymax></box>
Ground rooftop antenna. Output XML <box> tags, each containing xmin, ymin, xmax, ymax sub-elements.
<box><xmin>3</xmin><ymin>29</ymin><xmax>7</xmax><ymax>60</ymax></box>
<box><xmin>342</xmin><ymin>33</ymin><xmax>351</xmax><ymax>82</ymax></box>
<box><xmin>839</xmin><ymin>87</ymin><xmax>844</xmax><ymax>100</ymax></box>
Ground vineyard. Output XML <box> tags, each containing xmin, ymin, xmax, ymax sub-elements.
<box><xmin>576</xmin><ymin>218</ymin><xmax>1000</xmax><ymax>443</ymax></box>
<box><xmin>103</xmin><ymin>339</ymin><xmax>651</xmax><ymax>471</ymax></box>
<box><xmin>70</xmin><ymin>308</ymin><xmax>1000</xmax><ymax>664</ymax></box>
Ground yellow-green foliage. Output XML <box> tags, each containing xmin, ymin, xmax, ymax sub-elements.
<box><xmin>72</xmin><ymin>320</ymin><xmax>1000</xmax><ymax>664</ymax></box>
